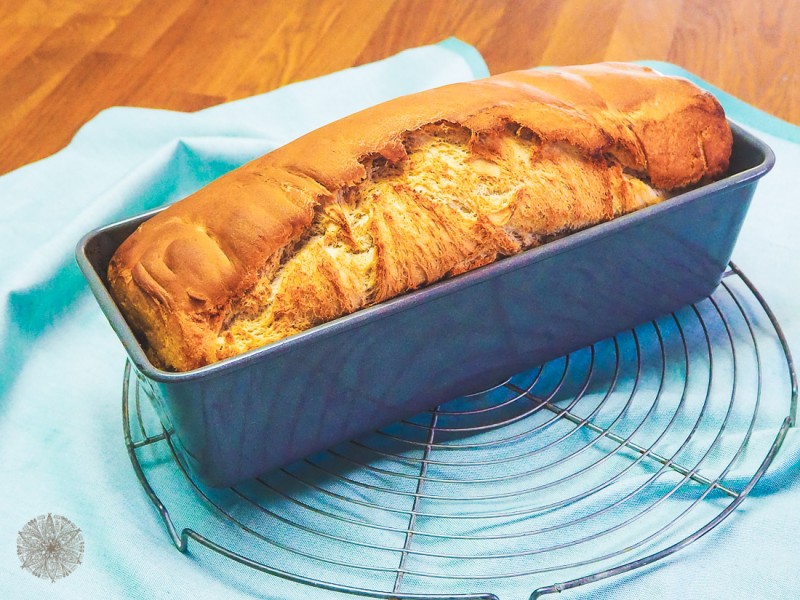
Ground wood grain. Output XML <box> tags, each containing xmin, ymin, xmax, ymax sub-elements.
<box><xmin>1</xmin><ymin>0</ymin><xmax>797</xmax><ymax>176</ymax></box>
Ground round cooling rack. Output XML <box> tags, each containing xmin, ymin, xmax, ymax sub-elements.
<box><xmin>123</xmin><ymin>263</ymin><xmax>796</xmax><ymax>600</ymax></box>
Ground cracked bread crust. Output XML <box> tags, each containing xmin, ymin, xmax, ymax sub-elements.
<box><xmin>107</xmin><ymin>62</ymin><xmax>732</xmax><ymax>371</ymax></box>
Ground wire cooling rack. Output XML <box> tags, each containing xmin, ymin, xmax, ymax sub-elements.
<box><xmin>124</xmin><ymin>262</ymin><xmax>796</xmax><ymax>600</ymax></box>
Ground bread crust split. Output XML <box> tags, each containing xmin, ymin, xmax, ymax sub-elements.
<box><xmin>107</xmin><ymin>62</ymin><xmax>733</xmax><ymax>371</ymax></box>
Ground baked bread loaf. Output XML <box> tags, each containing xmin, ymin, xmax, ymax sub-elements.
<box><xmin>108</xmin><ymin>62</ymin><xmax>732</xmax><ymax>372</ymax></box>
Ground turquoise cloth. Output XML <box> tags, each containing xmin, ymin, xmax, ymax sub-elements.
<box><xmin>1</xmin><ymin>39</ymin><xmax>798</xmax><ymax>599</ymax></box>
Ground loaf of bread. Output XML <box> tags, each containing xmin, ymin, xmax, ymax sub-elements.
<box><xmin>108</xmin><ymin>62</ymin><xmax>732</xmax><ymax>371</ymax></box>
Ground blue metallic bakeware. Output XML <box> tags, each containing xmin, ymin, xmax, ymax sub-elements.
<box><xmin>77</xmin><ymin>122</ymin><xmax>774</xmax><ymax>488</ymax></box>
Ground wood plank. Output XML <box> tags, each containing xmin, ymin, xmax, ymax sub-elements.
<box><xmin>110</xmin><ymin>0</ymin><xmax>234</xmax><ymax>108</ymax></box>
<box><xmin>115</xmin><ymin>0</ymin><xmax>311</xmax><ymax>107</ymax></box>
<box><xmin>670</xmin><ymin>0</ymin><xmax>800</xmax><ymax>124</ymax></box>
<box><xmin>539</xmin><ymin>0</ymin><xmax>626</xmax><ymax>65</ymax></box>
<box><xmin>230</xmin><ymin>0</ymin><xmax>359</xmax><ymax>98</ymax></box>
<box><xmin>480</xmin><ymin>0</ymin><xmax>565</xmax><ymax>72</ymax></box>
<box><xmin>355</xmin><ymin>0</ymin><xmax>506</xmax><ymax>68</ymax></box>
<box><xmin>0</xmin><ymin>24</ymin><xmax>54</xmax><ymax>72</ymax></box>
<box><xmin>0</xmin><ymin>0</ymin><xmax>81</xmax><ymax>26</ymax></box>
<box><xmin>0</xmin><ymin>0</ymin><xmax>798</xmax><ymax>176</ymax></box>
<box><xmin>604</xmin><ymin>0</ymin><xmax>683</xmax><ymax>61</ymax></box>
<box><xmin>94</xmin><ymin>0</ymin><xmax>196</xmax><ymax>57</ymax></box>
<box><xmin>0</xmin><ymin>13</ymin><xmax>120</xmax><ymax>139</ymax></box>
<box><xmin>0</xmin><ymin>0</ymin><xmax>137</xmax><ymax>26</ymax></box>
<box><xmin>275</xmin><ymin>0</ymin><xmax>397</xmax><ymax>86</ymax></box>
<box><xmin>200</xmin><ymin>0</ymin><xmax>339</xmax><ymax>98</ymax></box>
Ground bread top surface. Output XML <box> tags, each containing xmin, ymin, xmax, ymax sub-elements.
<box><xmin>108</xmin><ymin>62</ymin><xmax>732</xmax><ymax>371</ymax></box>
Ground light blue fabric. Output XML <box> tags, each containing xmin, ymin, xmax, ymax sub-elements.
<box><xmin>1</xmin><ymin>41</ymin><xmax>798</xmax><ymax>600</ymax></box>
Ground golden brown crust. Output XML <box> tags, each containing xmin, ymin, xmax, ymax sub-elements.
<box><xmin>107</xmin><ymin>62</ymin><xmax>732</xmax><ymax>371</ymax></box>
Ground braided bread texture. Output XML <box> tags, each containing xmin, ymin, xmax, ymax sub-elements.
<box><xmin>108</xmin><ymin>63</ymin><xmax>732</xmax><ymax>371</ymax></box>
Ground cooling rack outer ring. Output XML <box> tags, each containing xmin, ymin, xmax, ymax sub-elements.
<box><xmin>123</xmin><ymin>262</ymin><xmax>796</xmax><ymax>600</ymax></box>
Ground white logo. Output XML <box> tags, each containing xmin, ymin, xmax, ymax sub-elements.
<box><xmin>17</xmin><ymin>514</ymin><xmax>84</xmax><ymax>582</ymax></box>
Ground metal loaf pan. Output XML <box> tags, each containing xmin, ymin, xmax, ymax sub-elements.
<box><xmin>77</xmin><ymin>122</ymin><xmax>774</xmax><ymax>488</ymax></box>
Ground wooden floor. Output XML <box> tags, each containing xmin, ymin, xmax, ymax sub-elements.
<box><xmin>1</xmin><ymin>0</ymin><xmax>798</xmax><ymax>175</ymax></box>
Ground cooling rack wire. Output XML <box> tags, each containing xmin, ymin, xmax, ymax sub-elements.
<box><xmin>123</xmin><ymin>262</ymin><xmax>796</xmax><ymax>600</ymax></box>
